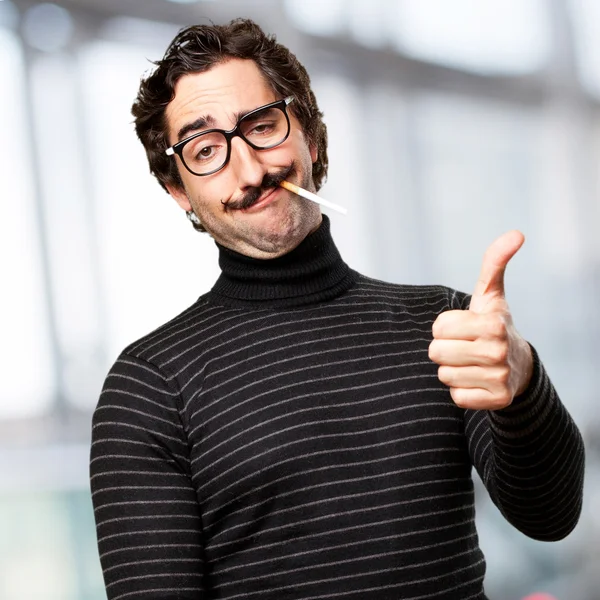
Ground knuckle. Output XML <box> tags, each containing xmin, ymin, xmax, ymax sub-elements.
<box><xmin>499</xmin><ymin>366</ymin><xmax>511</xmax><ymax>385</ymax></box>
<box><xmin>487</xmin><ymin>315</ymin><xmax>507</xmax><ymax>339</ymax></box>
<box><xmin>491</xmin><ymin>366</ymin><xmax>511</xmax><ymax>386</ymax></box>
<box><xmin>486</xmin><ymin>342</ymin><xmax>508</xmax><ymax>364</ymax></box>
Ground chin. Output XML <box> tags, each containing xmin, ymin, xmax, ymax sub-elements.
<box><xmin>247</xmin><ymin>203</ymin><xmax>320</xmax><ymax>258</ymax></box>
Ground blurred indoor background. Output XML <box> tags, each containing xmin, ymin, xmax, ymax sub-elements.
<box><xmin>1</xmin><ymin>0</ymin><xmax>599</xmax><ymax>598</ymax></box>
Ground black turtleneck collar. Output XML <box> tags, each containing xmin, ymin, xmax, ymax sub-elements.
<box><xmin>208</xmin><ymin>215</ymin><xmax>357</xmax><ymax>308</ymax></box>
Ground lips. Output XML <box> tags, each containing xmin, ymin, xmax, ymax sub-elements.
<box><xmin>240</xmin><ymin>186</ymin><xmax>280</xmax><ymax>213</ymax></box>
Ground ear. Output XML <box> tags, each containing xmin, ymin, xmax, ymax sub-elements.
<box><xmin>310</xmin><ymin>143</ymin><xmax>318</xmax><ymax>164</ymax></box>
<box><xmin>166</xmin><ymin>183</ymin><xmax>192</xmax><ymax>212</ymax></box>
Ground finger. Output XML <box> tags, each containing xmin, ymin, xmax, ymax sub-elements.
<box><xmin>471</xmin><ymin>230</ymin><xmax>524</xmax><ymax>304</ymax></box>
<box><xmin>438</xmin><ymin>365</ymin><xmax>510</xmax><ymax>392</ymax></box>
<box><xmin>428</xmin><ymin>339</ymin><xmax>508</xmax><ymax>366</ymax></box>
<box><xmin>449</xmin><ymin>387</ymin><xmax>512</xmax><ymax>411</ymax></box>
<box><xmin>429</xmin><ymin>340</ymin><xmax>476</xmax><ymax>366</ymax></box>
<box><xmin>432</xmin><ymin>310</ymin><xmax>507</xmax><ymax>341</ymax></box>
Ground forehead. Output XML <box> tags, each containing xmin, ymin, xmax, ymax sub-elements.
<box><xmin>165</xmin><ymin>59</ymin><xmax>277</xmax><ymax>139</ymax></box>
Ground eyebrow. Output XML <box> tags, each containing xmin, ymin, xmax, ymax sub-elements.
<box><xmin>175</xmin><ymin>105</ymin><xmax>271</xmax><ymax>143</ymax></box>
<box><xmin>176</xmin><ymin>115</ymin><xmax>216</xmax><ymax>143</ymax></box>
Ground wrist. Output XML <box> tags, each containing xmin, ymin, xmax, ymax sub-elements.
<box><xmin>514</xmin><ymin>340</ymin><xmax>534</xmax><ymax>397</ymax></box>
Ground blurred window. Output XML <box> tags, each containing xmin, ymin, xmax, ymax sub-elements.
<box><xmin>311</xmin><ymin>74</ymin><xmax>375</xmax><ymax>274</ymax></box>
<box><xmin>284</xmin><ymin>0</ymin><xmax>346</xmax><ymax>37</ymax></box>
<box><xmin>285</xmin><ymin>0</ymin><xmax>551</xmax><ymax>75</ymax></box>
<box><xmin>0</xmin><ymin>1</ymin><xmax>18</xmax><ymax>30</ymax></box>
<box><xmin>99</xmin><ymin>15</ymin><xmax>180</xmax><ymax>48</ymax></box>
<box><xmin>389</xmin><ymin>0</ymin><xmax>551</xmax><ymax>74</ymax></box>
<box><xmin>0</xmin><ymin>30</ymin><xmax>56</xmax><ymax>419</ymax></box>
<box><xmin>78</xmin><ymin>38</ymin><xmax>219</xmax><ymax>361</ymax></box>
<box><xmin>29</xmin><ymin>52</ymin><xmax>106</xmax><ymax>410</ymax></box>
<box><xmin>347</xmin><ymin>0</ymin><xmax>389</xmax><ymax>49</ymax></box>
<box><xmin>568</xmin><ymin>0</ymin><xmax>600</xmax><ymax>98</ymax></box>
<box><xmin>410</xmin><ymin>93</ymin><xmax>538</xmax><ymax>289</ymax></box>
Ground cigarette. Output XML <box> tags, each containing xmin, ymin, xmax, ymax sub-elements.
<box><xmin>280</xmin><ymin>180</ymin><xmax>347</xmax><ymax>215</ymax></box>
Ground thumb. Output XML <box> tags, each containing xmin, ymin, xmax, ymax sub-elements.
<box><xmin>471</xmin><ymin>230</ymin><xmax>524</xmax><ymax>304</ymax></box>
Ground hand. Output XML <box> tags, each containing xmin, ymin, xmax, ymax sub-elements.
<box><xmin>428</xmin><ymin>231</ymin><xmax>534</xmax><ymax>410</ymax></box>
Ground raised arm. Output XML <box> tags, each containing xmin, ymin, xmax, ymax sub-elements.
<box><xmin>90</xmin><ymin>353</ymin><xmax>205</xmax><ymax>599</ymax></box>
<box><xmin>428</xmin><ymin>232</ymin><xmax>584</xmax><ymax>539</ymax></box>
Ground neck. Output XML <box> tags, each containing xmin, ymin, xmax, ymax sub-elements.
<box><xmin>209</xmin><ymin>215</ymin><xmax>357</xmax><ymax>308</ymax></box>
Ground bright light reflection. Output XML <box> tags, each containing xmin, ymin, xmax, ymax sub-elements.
<box><xmin>22</xmin><ymin>3</ymin><xmax>73</xmax><ymax>52</ymax></box>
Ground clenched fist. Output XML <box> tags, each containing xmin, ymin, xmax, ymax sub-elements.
<box><xmin>428</xmin><ymin>231</ymin><xmax>533</xmax><ymax>410</ymax></box>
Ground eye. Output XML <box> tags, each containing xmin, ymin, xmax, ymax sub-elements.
<box><xmin>185</xmin><ymin>131</ymin><xmax>226</xmax><ymax>164</ymax></box>
<box><xmin>252</xmin><ymin>121</ymin><xmax>275</xmax><ymax>134</ymax></box>
<box><xmin>192</xmin><ymin>143</ymin><xmax>223</xmax><ymax>163</ymax></box>
<box><xmin>197</xmin><ymin>145</ymin><xmax>216</xmax><ymax>159</ymax></box>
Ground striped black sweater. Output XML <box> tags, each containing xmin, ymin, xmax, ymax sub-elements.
<box><xmin>90</xmin><ymin>216</ymin><xmax>585</xmax><ymax>600</ymax></box>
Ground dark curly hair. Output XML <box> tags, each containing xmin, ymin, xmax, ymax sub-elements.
<box><xmin>132</xmin><ymin>18</ymin><xmax>328</xmax><ymax>195</ymax></box>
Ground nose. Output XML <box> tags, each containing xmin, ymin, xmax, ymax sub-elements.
<box><xmin>228</xmin><ymin>136</ymin><xmax>268</xmax><ymax>189</ymax></box>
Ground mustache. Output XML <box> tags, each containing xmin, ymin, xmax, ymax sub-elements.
<box><xmin>222</xmin><ymin>162</ymin><xmax>296</xmax><ymax>211</ymax></box>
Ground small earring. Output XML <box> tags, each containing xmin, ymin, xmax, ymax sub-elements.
<box><xmin>186</xmin><ymin>210</ymin><xmax>204</xmax><ymax>232</ymax></box>
<box><xmin>186</xmin><ymin>210</ymin><xmax>201</xmax><ymax>225</ymax></box>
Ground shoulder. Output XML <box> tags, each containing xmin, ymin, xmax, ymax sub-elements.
<box><xmin>96</xmin><ymin>294</ymin><xmax>211</xmax><ymax>392</ymax></box>
<box><xmin>104</xmin><ymin>291</ymin><xmax>256</xmax><ymax>386</ymax></box>
<box><xmin>349</xmin><ymin>273</ymin><xmax>471</xmax><ymax>313</ymax></box>
<box><xmin>116</xmin><ymin>292</ymin><xmax>243</xmax><ymax>369</ymax></box>
<box><xmin>94</xmin><ymin>297</ymin><xmax>213</xmax><ymax>415</ymax></box>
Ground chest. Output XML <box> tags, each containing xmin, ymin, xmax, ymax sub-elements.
<box><xmin>179</xmin><ymin>307</ymin><xmax>463</xmax><ymax>506</ymax></box>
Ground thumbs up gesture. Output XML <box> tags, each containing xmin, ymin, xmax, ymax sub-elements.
<box><xmin>428</xmin><ymin>231</ymin><xmax>534</xmax><ymax>410</ymax></box>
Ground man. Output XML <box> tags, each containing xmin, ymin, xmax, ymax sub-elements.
<box><xmin>90</xmin><ymin>19</ymin><xmax>584</xmax><ymax>600</ymax></box>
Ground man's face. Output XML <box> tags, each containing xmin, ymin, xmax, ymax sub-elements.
<box><xmin>165</xmin><ymin>59</ymin><xmax>322</xmax><ymax>259</ymax></box>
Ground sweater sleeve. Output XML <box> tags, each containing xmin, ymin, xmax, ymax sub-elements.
<box><xmin>448</xmin><ymin>288</ymin><xmax>586</xmax><ymax>541</ymax></box>
<box><xmin>90</xmin><ymin>352</ymin><xmax>205</xmax><ymax>599</ymax></box>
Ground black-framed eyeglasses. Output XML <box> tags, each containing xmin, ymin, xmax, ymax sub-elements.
<box><xmin>165</xmin><ymin>96</ymin><xmax>294</xmax><ymax>176</ymax></box>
